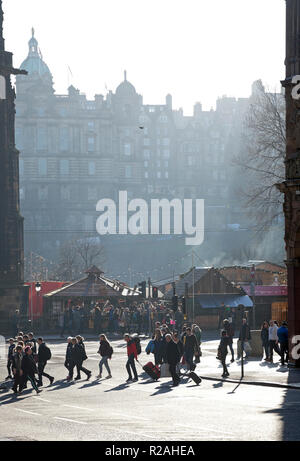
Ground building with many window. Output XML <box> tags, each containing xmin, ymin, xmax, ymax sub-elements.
<box><xmin>16</xmin><ymin>30</ymin><xmax>253</xmax><ymax>280</ymax></box>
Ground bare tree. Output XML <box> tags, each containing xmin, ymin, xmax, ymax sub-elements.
<box><xmin>56</xmin><ymin>240</ymin><xmax>81</xmax><ymax>281</ymax></box>
<box><xmin>55</xmin><ymin>234</ymin><xmax>105</xmax><ymax>281</ymax></box>
<box><xmin>74</xmin><ymin>235</ymin><xmax>106</xmax><ymax>270</ymax></box>
<box><xmin>234</xmin><ymin>80</ymin><xmax>285</xmax><ymax>230</ymax></box>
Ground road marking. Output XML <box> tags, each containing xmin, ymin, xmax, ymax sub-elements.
<box><xmin>32</xmin><ymin>396</ymin><xmax>52</xmax><ymax>403</ymax></box>
<box><xmin>53</xmin><ymin>417</ymin><xmax>87</xmax><ymax>425</ymax></box>
<box><xmin>112</xmin><ymin>412</ymin><xmax>149</xmax><ymax>421</ymax></box>
<box><xmin>63</xmin><ymin>405</ymin><xmax>94</xmax><ymax>412</ymax></box>
<box><xmin>14</xmin><ymin>408</ymin><xmax>41</xmax><ymax>416</ymax></box>
<box><xmin>177</xmin><ymin>423</ymin><xmax>234</xmax><ymax>436</ymax></box>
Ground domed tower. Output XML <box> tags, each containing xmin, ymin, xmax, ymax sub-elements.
<box><xmin>113</xmin><ymin>70</ymin><xmax>142</xmax><ymax>120</ymax></box>
<box><xmin>16</xmin><ymin>28</ymin><xmax>53</xmax><ymax>95</ymax></box>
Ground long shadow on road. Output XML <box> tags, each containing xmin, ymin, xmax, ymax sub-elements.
<box><xmin>263</xmin><ymin>369</ymin><xmax>300</xmax><ymax>441</ymax></box>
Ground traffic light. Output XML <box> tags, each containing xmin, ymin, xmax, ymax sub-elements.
<box><xmin>172</xmin><ymin>295</ymin><xmax>178</xmax><ymax>312</ymax></box>
<box><xmin>152</xmin><ymin>286</ymin><xmax>158</xmax><ymax>299</ymax></box>
<box><xmin>181</xmin><ymin>297</ymin><xmax>186</xmax><ymax>315</ymax></box>
<box><xmin>138</xmin><ymin>281</ymin><xmax>146</xmax><ymax>298</ymax></box>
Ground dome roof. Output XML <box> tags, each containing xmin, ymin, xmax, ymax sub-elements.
<box><xmin>115</xmin><ymin>71</ymin><xmax>136</xmax><ymax>97</ymax></box>
<box><xmin>20</xmin><ymin>28</ymin><xmax>51</xmax><ymax>78</ymax></box>
<box><xmin>21</xmin><ymin>55</ymin><xmax>51</xmax><ymax>77</ymax></box>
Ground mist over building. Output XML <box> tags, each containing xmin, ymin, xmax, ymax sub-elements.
<box><xmin>15</xmin><ymin>30</ymin><xmax>283</xmax><ymax>283</ymax></box>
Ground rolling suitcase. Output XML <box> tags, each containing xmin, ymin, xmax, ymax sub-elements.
<box><xmin>143</xmin><ymin>362</ymin><xmax>160</xmax><ymax>381</ymax></box>
<box><xmin>189</xmin><ymin>371</ymin><xmax>202</xmax><ymax>385</ymax></box>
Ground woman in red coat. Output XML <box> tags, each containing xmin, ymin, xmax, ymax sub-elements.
<box><xmin>124</xmin><ymin>334</ymin><xmax>138</xmax><ymax>382</ymax></box>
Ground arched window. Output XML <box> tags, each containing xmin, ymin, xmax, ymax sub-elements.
<box><xmin>0</xmin><ymin>76</ymin><xmax>6</xmax><ymax>100</ymax></box>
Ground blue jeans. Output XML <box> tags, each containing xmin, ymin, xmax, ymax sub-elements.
<box><xmin>99</xmin><ymin>356</ymin><xmax>111</xmax><ymax>375</ymax></box>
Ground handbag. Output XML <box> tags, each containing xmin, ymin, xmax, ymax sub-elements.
<box><xmin>243</xmin><ymin>341</ymin><xmax>252</xmax><ymax>353</ymax></box>
<box><xmin>160</xmin><ymin>363</ymin><xmax>172</xmax><ymax>378</ymax></box>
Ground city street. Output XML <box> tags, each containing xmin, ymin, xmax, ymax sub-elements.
<box><xmin>1</xmin><ymin>337</ymin><xmax>300</xmax><ymax>441</ymax></box>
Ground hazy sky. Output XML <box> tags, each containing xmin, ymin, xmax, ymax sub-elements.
<box><xmin>4</xmin><ymin>0</ymin><xmax>285</xmax><ymax>113</ymax></box>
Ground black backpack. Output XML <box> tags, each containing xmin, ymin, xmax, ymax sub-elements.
<box><xmin>44</xmin><ymin>345</ymin><xmax>51</xmax><ymax>361</ymax></box>
<box><xmin>133</xmin><ymin>336</ymin><xmax>141</xmax><ymax>355</ymax></box>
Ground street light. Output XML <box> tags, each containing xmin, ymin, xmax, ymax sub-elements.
<box><xmin>35</xmin><ymin>282</ymin><xmax>41</xmax><ymax>293</ymax></box>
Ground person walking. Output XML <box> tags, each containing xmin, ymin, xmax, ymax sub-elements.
<box><xmin>75</xmin><ymin>336</ymin><xmax>91</xmax><ymax>381</ymax></box>
<box><xmin>166</xmin><ymin>334</ymin><xmax>181</xmax><ymax>386</ymax></box>
<box><xmin>6</xmin><ymin>339</ymin><xmax>15</xmax><ymax>380</ymax></box>
<box><xmin>69</xmin><ymin>337</ymin><xmax>81</xmax><ymax>381</ymax></box>
<box><xmin>124</xmin><ymin>334</ymin><xmax>138</xmax><ymax>382</ymax></box>
<box><xmin>37</xmin><ymin>338</ymin><xmax>54</xmax><ymax>387</ymax></box>
<box><xmin>223</xmin><ymin>319</ymin><xmax>234</xmax><ymax>362</ymax></box>
<box><xmin>218</xmin><ymin>330</ymin><xmax>230</xmax><ymax>378</ymax></box>
<box><xmin>65</xmin><ymin>337</ymin><xmax>73</xmax><ymax>380</ymax></box>
<box><xmin>11</xmin><ymin>345</ymin><xmax>23</xmax><ymax>395</ymax></box>
<box><xmin>97</xmin><ymin>334</ymin><xmax>113</xmax><ymax>379</ymax></box>
<box><xmin>277</xmin><ymin>321</ymin><xmax>289</xmax><ymax>366</ymax></box>
<box><xmin>237</xmin><ymin>318</ymin><xmax>251</xmax><ymax>359</ymax></box>
<box><xmin>260</xmin><ymin>321</ymin><xmax>270</xmax><ymax>361</ymax></box>
<box><xmin>21</xmin><ymin>346</ymin><xmax>42</xmax><ymax>394</ymax></box>
<box><xmin>152</xmin><ymin>329</ymin><xmax>163</xmax><ymax>365</ymax></box>
<box><xmin>183</xmin><ymin>327</ymin><xmax>198</xmax><ymax>371</ymax></box>
<box><xmin>268</xmin><ymin>320</ymin><xmax>281</xmax><ymax>363</ymax></box>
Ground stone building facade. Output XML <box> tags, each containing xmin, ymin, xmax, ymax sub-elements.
<box><xmin>15</xmin><ymin>30</ymin><xmax>254</xmax><ymax>278</ymax></box>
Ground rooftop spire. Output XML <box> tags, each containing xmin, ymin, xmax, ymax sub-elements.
<box><xmin>124</xmin><ymin>69</ymin><xmax>127</xmax><ymax>81</ymax></box>
<box><xmin>0</xmin><ymin>0</ymin><xmax>5</xmax><ymax>51</ymax></box>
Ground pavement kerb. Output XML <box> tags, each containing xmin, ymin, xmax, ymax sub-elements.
<box><xmin>199</xmin><ymin>375</ymin><xmax>300</xmax><ymax>390</ymax></box>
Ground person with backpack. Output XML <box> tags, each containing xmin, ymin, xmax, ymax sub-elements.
<box><xmin>97</xmin><ymin>334</ymin><xmax>113</xmax><ymax>379</ymax></box>
<box><xmin>124</xmin><ymin>334</ymin><xmax>139</xmax><ymax>382</ymax></box>
<box><xmin>37</xmin><ymin>337</ymin><xmax>54</xmax><ymax>387</ymax></box>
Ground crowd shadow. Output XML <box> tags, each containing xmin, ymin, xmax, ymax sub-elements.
<box><xmin>47</xmin><ymin>379</ymin><xmax>76</xmax><ymax>392</ymax></box>
<box><xmin>104</xmin><ymin>382</ymin><xmax>131</xmax><ymax>393</ymax></box>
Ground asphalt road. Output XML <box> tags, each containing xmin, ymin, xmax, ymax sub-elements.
<box><xmin>0</xmin><ymin>338</ymin><xmax>300</xmax><ymax>441</ymax></box>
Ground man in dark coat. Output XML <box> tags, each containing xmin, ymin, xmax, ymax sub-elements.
<box><xmin>21</xmin><ymin>346</ymin><xmax>42</xmax><ymax>394</ymax></box>
<box><xmin>218</xmin><ymin>330</ymin><xmax>230</xmax><ymax>377</ymax></box>
<box><xmin>237</xmin><ymin>318</ymin><xmax>251</xmax><ymax>359</ymax></box>
<box><xmin>183</xmin><ymin>327</ymin><xmax>198</xmax><ymax>371</ymax></box>
<box><xmin>74</xmin><ymin>336</ymin><xmax>91</xmax><ymax>381</ymax></box>
<box><xmin>12</xmin><ymin>345</ymin><xmax>23</xmax><ymax>394</ymax></box>
<box><xmin>37</xmin><ymin>338</ymin><xmax>54</xmax><ymax>387</ymax></box>
<box><xmin>166</xmin><ymin>334</ymin><xmax>181</xmax><ymax>386</ymax></box>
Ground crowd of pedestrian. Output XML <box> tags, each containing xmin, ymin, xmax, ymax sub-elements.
<box><xmin>59</xmin><ymin>301</ymin><xmax>185</xmax><ymax>338</ymax></box>
<box><xmin>4</xmin><ymin>316</ymin><xmax>289</xmax><ymax>396</ymax></box>
<box><xmin>260</xmin><ymin>320</ymin><xmax>289</xmax><ymax>365</ymax></box>
<box><xmin>6</xmin><ymin>332</ymin><xmax>54</xmax><ymax>395</ymax></box>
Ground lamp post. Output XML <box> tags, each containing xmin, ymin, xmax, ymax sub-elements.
<box><xmin>34</xmin><ymin>282</ymin><xmax>41</xmax><ymax>330</ymax></box>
